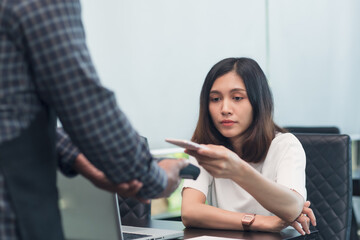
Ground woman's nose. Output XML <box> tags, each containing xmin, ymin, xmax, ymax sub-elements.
<box><xmin>221</xmin><ymin>100</ymin><xmax>232</xmax><ymax>116</ymax></box>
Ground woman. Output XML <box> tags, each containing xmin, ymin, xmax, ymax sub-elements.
<box><xmin>181</xmin><ymin>57</ymin><xmax>316</xmax><ymax>235</ymax></box>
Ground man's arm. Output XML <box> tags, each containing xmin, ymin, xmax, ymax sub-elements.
<box><xmin>15</xmin><ymin>0</ymin><xmax>178</xmax><ymax>198</ymax></box>
<box><xmin>56</xmin><ymin>128</ymin><xmax>80</xmax><ymax>177</ymax></box>
<box><xmin>57</xmin><ymin>128</ymin><xmax>147</xmax><ymax>201</ymax></box>
<box><xmin>74</xmin><ymin>153</ymin><xmax>148</xmax><ymax>202</ymax></box>
<box><xmin>56</xmin><ymin>128</ymin><xmax>186</xmax><ymax>200</ymax></box>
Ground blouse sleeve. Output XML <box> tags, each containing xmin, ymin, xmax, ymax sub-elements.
<box><xmin>275</xmin><ymin>133</ymin><xmax>307</xmax><ymax>200</ymax></box>
<box><xmin>182</xmin><ymin>156</ymin><xmax>213</xmax><ymax>198</ymax></box>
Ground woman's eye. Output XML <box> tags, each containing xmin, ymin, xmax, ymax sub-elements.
<box><xmin>210</xmin><ymin>97</ymin><xmax>220</xmax><ymax>102</ymax></box>
<box><xmin>233</xmin><ymin>96</ymin><xmax>243</xmax><ymax>101</ymax></box>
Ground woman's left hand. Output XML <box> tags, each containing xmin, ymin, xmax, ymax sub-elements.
<box><xmin>185</xmin><ymin>144</ymin><xmax>245</xmax><ymax>179</ymax></box>
<box><xmin>291</xmin><ymin>201</ymin><xmax>316</xmax><ymax>235</ymax></box>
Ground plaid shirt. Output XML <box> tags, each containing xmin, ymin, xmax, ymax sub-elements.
<box><xmin>0</xmin><ymin>0</ymin><xmax>167</xmax><ymax>239</ymax></box>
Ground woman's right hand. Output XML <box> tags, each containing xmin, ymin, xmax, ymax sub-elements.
<box><xmin>185</xmin><ymin>144</ymin><xmax>245</xmax><ymax>179</ymax></box>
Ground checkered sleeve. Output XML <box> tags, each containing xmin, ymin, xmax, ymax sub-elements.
<box><xmin>14</xmin><ymin>0</ymin><xmax>166</xmax><ymax>198</ymax></box>
<box><xmin>56</xmin><ymin>128</ymin><xmax>80</xmax><ymax>177</ymax></box>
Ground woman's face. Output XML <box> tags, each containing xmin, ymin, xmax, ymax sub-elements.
<box><xmin>208</xmin><ymin>71</ymin><xmax>253</xmax><ymax>143</ymax></box>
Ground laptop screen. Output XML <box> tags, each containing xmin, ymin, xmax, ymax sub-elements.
<box><xmin>58</xmin><ymin>135</ymin><xmax>184</xmax><ymax>240</ymax></box>
<box><xmin>58</xmin><ymin>174</ymin><xmax>184</xmax><ymax>240</ymax></box>
<box><xmin>58</xmin><ymin>173</ymin><xmax>122</xmax><ymax>240</ymax></box>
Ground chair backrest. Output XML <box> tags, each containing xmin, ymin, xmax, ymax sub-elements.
<box><xmin>294</xmin><ymin>133</ymin><xmax>352</xmax><ymax>240</ymax></box>
<box><xmin>285</xmin><ymin>126</ymin><xmax>340</xmax><ymax>134</ymax></box>
<box><xmin>116</xmin><ymin>136</ymin><xmax>152</xmax><ymax>225</ymax></box>
<box><xmin>116</xmin><ymin>196</ymin><xmax>151</xmax><ymax>225</ymax></box>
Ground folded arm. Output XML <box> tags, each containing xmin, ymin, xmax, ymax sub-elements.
<box><xmin>182</xmin><ymin>188</ymin><xmax>289</xmax><ymax>231</ymax></box>
<box><xmin>186</xmin><ymin>143</ymin><xmax>304</xmax><ymax>223</ymax></box>
<box><xmin>182</xmin><ymin>188</ymin><xmax>315</xmax><ymax>234</ymax></box>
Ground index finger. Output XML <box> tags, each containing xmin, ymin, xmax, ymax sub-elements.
<box><xmin>302</xmin><ymin>201</ymin><xmax>316</xmax><ymax>226</ymax></box>
<box><xmin>184</xmin><ymin>149</ymin><xmax>210</xmax><ymax>163</ymax></box>
<box><xmin>303</xmin><ymin>207</ymin><xmax>316</xmax><ymax>226</ymax></box>
<box><xmin>291</xmin><ymin>221</ymin><xmax>305</xmax><ymax>235</ymax></box>
<box><xmin>184</xmin><ymin>149</ymin><xmax>199</xmax><ymax>157</ymax></box>
<box><xmin>190</xmin><ymin>145</ymin><xmax>229</xmax><ymax>161</ymax></box>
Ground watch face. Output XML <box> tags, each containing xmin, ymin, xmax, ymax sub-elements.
<box><xmin>242</xmin><ymin>214</ymin><xmax>255</xmax><ymax>225</ymax></box>
<box><xmin>243</xmin><ymin>215</ymin><xmax>253</xmax><ymax>221</ymax></box>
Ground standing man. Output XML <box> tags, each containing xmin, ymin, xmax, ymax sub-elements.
<box><xmin>0</xmin><ymin>0</ymin><xmax>186</xmax><ymax>240</ymax></box>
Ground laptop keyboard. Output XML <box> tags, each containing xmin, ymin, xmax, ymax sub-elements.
<box><xmin>123</xmin><ymin>232</ymin><xmax>152</xmax><ymax>240</ymax></box>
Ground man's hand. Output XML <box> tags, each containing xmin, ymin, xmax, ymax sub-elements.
<box><xmin>74</xmin><ymin>154</ymin><xmax>149</xmax><ymax>203</ymax></box>
<box><xmin>156</xmin><ymin>158</ymin><xmax>188</xmax><ymax>198</ymax></box>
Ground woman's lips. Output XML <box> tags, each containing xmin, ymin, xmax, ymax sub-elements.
<box><xmin>221</xmin><ymin>120</ymin><xmax>235</xmax><ymax>127</ymax></box>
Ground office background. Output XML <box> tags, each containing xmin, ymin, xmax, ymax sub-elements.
<box><xmin>79</xmin><ymin>0</ymin><xmax>360</xmax><ymax>149</ymax></box>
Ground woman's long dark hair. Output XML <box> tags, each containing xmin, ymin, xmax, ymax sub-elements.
<box><xmin>192</xmin><ymin>57</ymin><xmax>285</xmax><ymax>163</ymax></box>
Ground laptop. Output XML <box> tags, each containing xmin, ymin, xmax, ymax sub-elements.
<box><xmin>58</xmin><ymin>173</ymin><xmax>184</xmax><ymax>240</ymax></box>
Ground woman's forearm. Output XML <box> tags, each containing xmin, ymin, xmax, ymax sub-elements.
<box><xmin>232</xmin><ymin>163</ymin><xmax>304</xmax><ymax>222</ymax></box>
<box><xmin>182</xmin><ymin>202</ymin><xmax>245</xmax><ymax>230</ymax></box>
<box><xmin>181</xmin><ymin>202</ymin><xmax>289</xmax><ymax>232</ymax></box>
<box><xmin>188</xmin><ymin>145</ymin><xmax>305</xmax><ymax>223</ymax></box>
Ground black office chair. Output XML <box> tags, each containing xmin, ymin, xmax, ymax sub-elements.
<box><xmin>116</xmin><ymin>195</ymin><xmax>151</xmax><ymax>225</ymax></box>
<box><xmin>114</xmin><ymin>136</ymin><xmax>153</xmax><ymax>225</ymax></box>
<box><xmin>284</xmin><ymin>126</ymin><xmax>340</xmax><ymax>134</ymax></box>
<box><xmin>294</xmin><ymin>133</ymin><xmax>352</xmax><ymax>240</ymax></box>
<box><xmin>286</xmin><ymin>127</ymin><xmax>358</xmax><ymax>239</ymax></box>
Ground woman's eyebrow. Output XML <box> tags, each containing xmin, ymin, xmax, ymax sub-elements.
<box><xmin>210</xmin><ymin>88</ymin><xmax>246</xmax><ymax>94</ymax></box>
<box><xmin>231</xmin><ymin>88</ymin><xmax>246</xmax><ymax>93</ymax></box>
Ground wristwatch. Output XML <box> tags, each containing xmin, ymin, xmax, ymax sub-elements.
<box><xmin>242</xmin><ymin>214</ymin><xmax>256</xmax><ymax>230</ymax></box>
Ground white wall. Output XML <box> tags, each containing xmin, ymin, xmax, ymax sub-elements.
<box><xmin>80</xmin><ymin>0</ymin><xmax>266</xmax><ymax>148</ymax></box>
<box><xmin>268</xmin><ymin>0</ymin><xmax>360</xmax><ymax>137</ymax></box>
<box><xmin>80</xmin><ymin>0</ymin><xmax>360</xmax><ymax>148</ymax></box>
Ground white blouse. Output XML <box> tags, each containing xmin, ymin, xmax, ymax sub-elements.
<box><xmin>183</xmin><ymin>133</ymin><xmax>306</xmax><ymax>216</ymax></box>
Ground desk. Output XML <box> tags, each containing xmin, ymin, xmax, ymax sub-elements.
<box><xmin>130</xmin><ymin>219</ymin><xmax>319</xmax><ymax>240</ymax></box>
